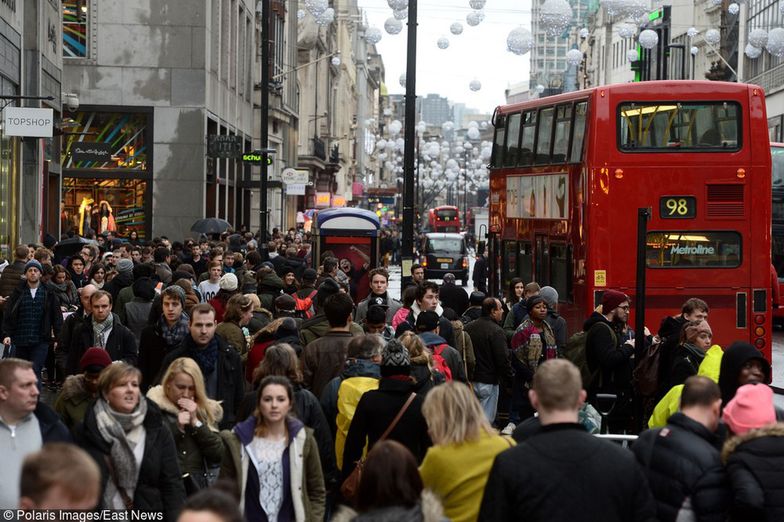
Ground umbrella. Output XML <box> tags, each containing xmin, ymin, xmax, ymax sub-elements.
<box><xmin>54</xmin><ymin>236</ymin><xmax>97</xmax><ymax>259</ymax></box>
<box><xmin>190</xmin><ymin>218</ymin><xmax>232</xmax><ymax>235</ymax></box>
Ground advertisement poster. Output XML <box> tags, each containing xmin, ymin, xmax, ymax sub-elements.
<box><xmin>324</xmin><ymin>237</ymin><xmax>372</xmax><ymax>302</ymax></box>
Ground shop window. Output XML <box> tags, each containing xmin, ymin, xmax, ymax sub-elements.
<box><xmin>61</xmin><ymin>111</ymin><xmax>148</xmax><ymax>170</ymax></box>
<box><xmin>62</xmin><ymin>178</ymin><xmax>148</xmax><ymax>239</ymax></box>
<box><xmin>63</xmin><ymin>0</ymin><xmax>89</xmax><ymax>58</ymax></box>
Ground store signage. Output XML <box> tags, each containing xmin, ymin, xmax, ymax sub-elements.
<box><xmin>286</xmin><ymin>183</ymin><xmax>306</xmax><ymax>196</ymax></box>
<box><xmin>71</xmin><ymin>142</ymin><xmax>113</xmax><ymax>162</ymax></box>
<box><xmin>242</xmin><ymin>151</ymin><xmax>273</xmax><ymax>165</ymax></box>
<box><xmin>207</xmin><ymin>134</ymin><xmax>242</xmax><ymax>158</ymax></box>
<box><xmin>280</xmin><ymin>168</ymin><xmax>309</xmax><ymax>185</ymax></box>
<box><xmin>4</xmin><ymin>107</ymin><xmax>53</xmax><ymax>137</ymax></box>
<box><xmin>332</xmin><ymin>196</ymin><xmax>346</xmax><ymax>207</ymax></box>
<box><xmin>315</xmin><ymin>192</ymin><xmax>331</xmax><ymax>208</ymax></box>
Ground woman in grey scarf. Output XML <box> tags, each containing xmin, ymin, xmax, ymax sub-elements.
<box><xmin>75</xmin><ymin>362</ymin><xmax>185</xmax><ymax>519</ymax></box>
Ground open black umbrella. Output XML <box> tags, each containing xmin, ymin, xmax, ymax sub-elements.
<box><xmin>54</xmin><ymin>236</ymin><xmax>97</xmax><ymax>259</ymax></box>
<box><xmin>190</xmin><ymin>218</ymin><xmax>232</xmax><ymax>236</ymax></box>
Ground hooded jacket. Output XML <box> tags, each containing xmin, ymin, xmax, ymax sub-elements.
<box><xmin>298</xmin><ymin>313</ymin><xmax>364</xmax><ymax>346</ymax></box>
<box><xmin>146</xmin><ymin>385</ymin><xmax>224</xmax><ymax>481</ymax></box>
<box><xmin>220</xmin><ymin>416</ymin><xmax>325</xmax><ymax>522</ymax></box>
<box><xmin>54</xmin><ymin>374</ymin><xmax>95</xmax><ymax>432</ymax></box>
<box><xmin>718</xmin><ymin>342</ymin><xmax>771</xmax><ymax>410</ymax></box>
<box><xmin>722</xmin><ymin>423</ymin><xmax>784</xmax><ymax>521</ymax></box>
<box><xmin>632</xmin><ymin>412</ymin><xmax>730</xmax><ymax>522</ymax></box>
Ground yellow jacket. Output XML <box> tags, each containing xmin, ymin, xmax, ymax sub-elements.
<box><xmin>648</xmin><ymin>344</ymin><xmax>723</xmax><ymax>428</ymax></box>
<box><xmin>419</xmin><ymin>431</ymin><xmax>514</xmax><ymax>522</ymax></box>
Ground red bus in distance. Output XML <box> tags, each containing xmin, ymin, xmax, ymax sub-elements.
<box><xmin>489</xmin><ymin>81</ymin><xmax>772</xmax><ymax>362</ymax></box>
<box><xmin>428</xmin><ymin>205</ymin><xmax>461</xmax><ymax>233</ymax></box>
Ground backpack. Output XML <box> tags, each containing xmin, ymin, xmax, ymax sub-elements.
<box><xmin>431</xmin><ymin>344</ymin><xmax>453</xmax><ymax>381</ymax></box>
<box><xmin>564</xmin><ymin>322</ymin><xmax>616</xmax><ymax>390</ymax></box>
<box><xmin>293</xmin><ymin>289</ymin><xmax>317</xmax><ymax>319</ymax></box>
<box><xmin>632</xmin><ymin>341</ymin><xmax>662</xmax><ymax>397</ymax></box>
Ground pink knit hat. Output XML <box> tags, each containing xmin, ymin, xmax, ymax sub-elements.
<box><xmin>723</xmin><ymin>384</ymin><xmax>776</xmax><ymax>435</ymax></box>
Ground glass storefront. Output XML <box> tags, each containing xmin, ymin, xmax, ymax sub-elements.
<box><xmin>61</xmin><ymin>178</ymin><xmax>147</xmax><ymax>238</ymax></box>
<box><xmin>0</xmin><ymin>132</ymin><xmax>19</xmax><ymax>259</ymax></box>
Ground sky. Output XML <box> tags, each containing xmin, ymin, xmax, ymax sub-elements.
<box><xmin>357</xmin><ymin>0</ymin><xmax>533</xmax><ymax>116</ymax></box>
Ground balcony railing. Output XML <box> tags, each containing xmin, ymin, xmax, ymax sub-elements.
<box><xmin>748</xmin><ymin>63</ymin><xmax>784</xmax><ymax>97</ymax></box>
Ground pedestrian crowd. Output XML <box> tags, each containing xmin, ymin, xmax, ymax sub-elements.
<box><xmin>0</xmin><ymin>229</ymin><xmax>783</xmax><ymax>522</ymax></box>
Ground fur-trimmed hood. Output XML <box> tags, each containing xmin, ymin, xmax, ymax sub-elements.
<box><xmin>146</xmin><ymin>384</ymin><xmax>223</xmax><ymax>431</ymax></box>
<box><xmin>59</xmin><ymin>374</ymin><xmax>90</xmax><ymax>403</ymax></box>
<box><xmin>331</xmin><ymin>489</ymin><xmax>444</xmax><ymax>522</ymax></box>
<box><xmin>722</xmin><ymin>422</ymin><xmax>784</xmax><ymax>463</ymax></box>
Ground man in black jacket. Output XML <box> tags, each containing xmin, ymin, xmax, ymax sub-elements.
<box><xmin>66</xmin><ymin>290</ymin><xmax>137</xmax><ymax>374</ymax></box>
<box><xmin>632</xmin><ymin>376</ymin><xmax>729</xmax><ymax>522</ymax></box>
<box><xmin>438</xmin><ymin>273</ymin><xmax>469</xmax><ymax>316</ymax></box>
<box><xmin>465</xmin><ymin>297</ymin><xmax>513</xmax><ymax>422</ymax></box>
<box><xmin>478</xmin><ymin>359</ymin><xmax>657</xmax><ymax>522</ymax></box>
<box><xmin>157</xmin><ymin>303</ymin><xmax>244</xmax><ymax>429</ymax></box>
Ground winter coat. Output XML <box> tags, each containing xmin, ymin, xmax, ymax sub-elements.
<box><xmin>419</xmin><ymin>332</ymin><xmax>467</xmax><ymax>382</ymax></box>
<box><xmin>632</xmin><ymin>412</ymin><xmax>730</xmax><ymax>522</ymax></box>
<box><xmin>67</xmin><ymin>313</ymin><xmax>138</xmax><ymax>375</ymax></box>
<box><xmin>584</xmin><ymin>312</ymin><xmax>633</xmax><ymax>397</ymax></box>
<box><xmin>0</xmin><ymin>259</ymin><xmax>25</xmax><ymax>302</ymax></box>
<box><xmin>464</xmin><ymin>316</ymin><xmax>512</xmax><ymax>389</ymax></box>
<box><xmin>215</xmin><ymin>321</ymin><xmax>248</xmax><ymax>355</ymax></box>
<box><xmin>158</xmin><ymin>334</ymin><xmax>245</xmax><ymax>430</ymax></box>
<box><xmin>395</xmin><ymin>303</ymin><xmax>456</xmax><ymax>348</ymax></box>
<box><xmin>718</xmin><ymin>342</ymin><xmax>772</xmax><ymax>410</ymax></box>
<box><xmin>477</xmin><ymin>423</ymin><xmax>658</xmax><ymax>522</ymax></box>
<box><xmin>331</xmin><ymin>490</ymin><xmax>445</xmax><ymax>522</ymax></box>
<box><xmin>121</xmin><ymin>297</ymin><xmax>154</xmax><ymax>347</ymax></box>
<box><xmin>237</xmin><ymin>383</ymin><xmax>337</xmax><ymax>485</ymax></box>
<box><xmin>391</xmin><ymin>306</ymin><xmax>412</xmax><ymax>331</ymax></box>
<box><xmin>461</xmin><ymin>306</ymin><xmax>482</xmax><ymax>325</ymax></box>
<box><xmin>342</xmin><ymin>378</ymin><xmax>431</xmax><ymax>480</ymax></box>
<box><xmin>722</xmin><ymin>423</ymin><xmax>784</xmax><ymax>521</ymax></box>
<box><xmin>54</xmin><ymin>374</ymin><xmax>95</xmax><ymax>432</ymax></box>
<box><xmin>299</xmin><ymin>313</ymin><xmax>364</xmax><ymax>346</ymax></box>
<box><xmin>657</xmin><ymin>314</ymin><xmax>688</xmax><ymax>398</ymax></box>
<box><xmin>35</xmin><ymin>401</ymin><xmax>72</xmax><ymax>443</ymax></box>
<box><xmin>439</xmin><ymin>283</ymin><xmax>469</xmax><ymax>317</ymax></box>
<box><xmin>649</xmin><ymin>345</ymin><xmax>723</xmax><ymax>429</ymax></box>
<box><xmin>2</xmin><ymin>281</ymin><xmax>63</xmax><ymax>343</ymax></box>
<box><xmin>48</xmin><ymin>280</ymin><xmax>79</xmax><ymax>309</ymax></box>
<box><xmin>220</xmin><ymin>416</ymin><xmax>325</xmax><ymax>522</ymax></box>
<box><xmin>73</xmin><ymin>399</ymin><xmax>186</xmax><ymax>520</ymax></box>
<box><xmin>355</xmin><ymin>293</ymin><xmax>403</xmax><ymax>325</ymax></box>
<box><xmin>545</xmin><ymin>309</ymin><xmax>568</xmax><ymax>351</ymax></box>
<box><xmin>410</xmin><ymin>355</ymin><xmax>436</xmax><ymax>397</ymax></box>
<box><xmin>103</xmin><ymin>271</ymin><xmax>133</xmax><ymax>304</ymax></box>
<box><xmin>57</xmin><ymin>310</ymin><xmax>89</xmax><ymax>370</ymax></box>
<box><xmin>451</xmin><ymin>319</ymin><xmax>476</xmax><ymax>381</ymax></box>
<box><xmin>301</xmin><ymin>330</ymin><xmax>355</xmax><ymax>398</ymax></box>
<box><xmin>138</xmin><ymin>321</ymin><xmax>183</xmax><ymax>391</ymax></box>
<box><xmin>667</xmin><ymin>343</ymin><xmax>706</xmax><ymax>390</ymax></box>
<box><xmin>146</xmin><ymin>385</ymin><xmax>224</xmax><ymax>484</ymax></box>
<box><xmin>320</xmin><ymin>358</ymin><xmax>381</xmax><ymax>437</ymax></box>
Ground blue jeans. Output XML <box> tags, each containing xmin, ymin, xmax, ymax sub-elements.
<box><xmin>15</xmin><ymin>342</ymin><xmax>49</xmax><ymax>388</ymax></box>
<box><xmin>473</xmin><ymin>382</ymin><xmax>499</xmax><ymax>423</ymax></box>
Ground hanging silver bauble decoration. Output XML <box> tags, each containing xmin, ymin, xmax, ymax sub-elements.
<box><xmin>315</xmin><ymin>7</ymin><xmax>334</xmax><ymax>26</ymax></box>
<box><xmin>626</xmin><ymin>49</ymin><xmax>638</xmax><ymax>62</ymax></box>
<box><xmin>450</xmin><ymin>22</ymin><xmax>464</xmax><ymax>35</ymax></box>
<box><xmin>579</xmin><ymin>28</ymin><xmax>590</xmax><ymax>39</ymax></box>
<box><xmin>331</xmin><ymin>55</ymin><xmax>341</xmax><ymax>66</ymax></box>
<box><xmin>617</xmin><ymin>23</ymin><xmax>636</xmax><ymax>39</ymax></box>
<box><xmin>767</xmin><ymin>27</ymin><xmax>784</xmax><ymax>58</ymax></box>
<box><xmin>727</xmin><ymin>3</ymin><xmax>739</xmax><ymax>15</ymax></box>
<box><xmin>601</xmin><ymin>0</ymin><xmax>647</xmax><ymax>19</ymax></box>
<box><xmin>393</xmin><ymin>8</ymin><xmax>407</xmax><ymax>20</ymax></box>
<box><xmin>539</xmin><ymin>0</ymin><xmax>573</xmax><ymax>38</ymax></box>
<box><xmin>304</xmin><ymin>0</ymin><xmax>328</xmax><ymax>16</ymax></box>
<box><xmin>566</xmin><ymin>48</ymin><xmax>583</xmax><ymax>66</ymax></box>
<box><xmin>690</xmin><ymin>46</ymin><xmax>699</xmax><ymax>55</ymax></box>
<box><xmin>745</xmin><ymin>43</ymin><xmax>762</xmax><ymax>59</ymax></box>
<box><xmin>365</xmin><ymin>27</ymin><xmax>383</xmax><ymax>44</ymax></box>
<box><xmin>387</xmin><ymin>0</ymin><xmax>408</xmax><ymax>11</ymax></box>
<box><xmin>536</xmin><ymin>84</ymin><xmax>545</xmax><ymax>94</ymax></box>
<box><xmin>506</xmin><ymin>26</ymin><xmax>534</xmax><ymax>55</ymax></box>
<box><xmin>466</xmin><ymin>10</ymin><xmax>484</xmax><ymax>26</ymax></box>
<box><xmin>389</xmin><ymin>120</ymin><xmax>403</xmax><ymax>135</ymax></box>
<box><xmin>384</xmin><ymin>17</ymin><xmax>403</xmax><ymax>34</ymax></box>
<box><xmin>638</xmin><ymin>29</ymin><xmax>658</xmax><ymax>49</ymax></box>
<box><xmin>469</xmin><ymin>0</ymin><xmax>486</xmax><ymax>9</ymax></box>
<box><xmin>748</xmin><ymin>28</ymin><xmax>768</xmax><ymax>49</ymax></box>
<box><xmin>297</xmin><ymin>9</ymin><xmax>306</xmax><ymax>20</ymax></box>
<box><xmin>437</xmin><ymin>36</ymin><xmax>450</xmax><ymax>49</ymax></box>
<box><xmin>469</xmin><ymin>79</ymin><xmax>482</xmax><ymax>91</ymax></box>
<box><xmin>687</xmin><ymin>27</ymin><xmax>698</xmax><ymax>38</ymax></box>
<box><xmin>467</xmin><ymin>127</ymin><xmax>481</xmax><ymax>140</ymax></box>
<box><xmin>704</xmin><ymin>29</ymin><xmax>721</xmax><ymax>45</ymax></box>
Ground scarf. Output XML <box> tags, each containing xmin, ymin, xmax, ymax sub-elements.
<box><xmin>681</xmin><ymin>343</ymin><xmax>707</xmax><ymax>372</ymax></box>
<box><xmin>185</xmin><ymin>336</ymin><xmax>219</xmax><ymax>376</ymax></box>
<box><xmin>94</xmin><ymin>396</ymin><xmax>148</xmax><ymax>508</ymax></box>
<box><xmin>159</xmin><ymin>314</ymin><xmax>190</xmax><ymax>348</ymax></box>
<box><xmin>92</xmin><ymin>313</ymin><xmax>115</xmax><ymax>348</ymax></box>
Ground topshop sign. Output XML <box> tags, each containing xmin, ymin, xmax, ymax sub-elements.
<box><xmin>4</xmin><ymin>107</ymin><xmax>53</xmax><ymax>137</ymax></box>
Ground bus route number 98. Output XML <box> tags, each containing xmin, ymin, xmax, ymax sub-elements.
<box><xmin>660</xmin><ymin>196</ymin><xmax>696</xmax><ymax>219</ymax></box>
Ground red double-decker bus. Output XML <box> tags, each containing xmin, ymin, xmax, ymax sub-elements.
<box><xmin>428</xmin><ymin>206</ymin><xmax>461</xmax><ymax>233</ymax></box>
<box><xmin>488</xmin><ymin>81</ymin><xmax>772</xmax><ymax>361</ymax></box>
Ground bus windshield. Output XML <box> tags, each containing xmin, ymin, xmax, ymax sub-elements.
<box><xmin>435</xmin><ymin>209</ymin><xmax>458</xmax><ymax>221</ymax></box>
<box><xmin>618</xmin><ymin>101</ymin><xmax>740</xmax><ymax>151</ymax></box>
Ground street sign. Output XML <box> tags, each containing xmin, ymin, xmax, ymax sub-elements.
<box><xmin>4</xmin><ymin>107</ymin><xmax>53</xmax><ymax>137</ymax></box>
<box><xmin>207</xmin><ymin>135</ymin><xmax>242</xmax><ymax>158</ymax></box>
<box><xmin>280</xmin><ymin>168</ymin><xmax>309</xmax><ymax>185</ymax></box>
<box><xmin>242</xmin><ymin>151</ymin><xmax>273</xmax><ymax>165</ymax></box>
<box><xmin>286</xmin><ymin>183</ymin><xmax>306</xmax><ymax>195</ymax></box>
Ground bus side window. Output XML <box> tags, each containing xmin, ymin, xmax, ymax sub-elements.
<box><xmin>570</xmin><ymin>102</ymin><xmax>588</xmax><ymax>162</ymax></box>
<box><xmin>520</xmin><ymin>111</ymin><xmax>536</xmax><ymax>166</ymax></box>
<box><xmin>504</xmin><ymin>113</ymin><xmax>522</xmax><ymax>167</ymax></box>
<box><xmin>492</xmin><ymin>114</ymin><xmax>506</xmax><ymax>167</ymax></box>
<box><xmin>552</xmin><ymin>105</ymin><xmax>571</xmax><ymax>163</ymax></box>
<box><xmin>536</xmin><ymin>107</ymin><xmax>555</xmax><ymax>164</ymax></box>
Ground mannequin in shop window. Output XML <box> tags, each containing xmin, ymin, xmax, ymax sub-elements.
<box><xmin>78</xmin><ymin>197</ymin><xmax>95</xmax><ymax>237</ymax></box>
<box><xmin>99</xmin><ymin>201</ymin><xmax>116</xmax><ymax>234</ymax></box>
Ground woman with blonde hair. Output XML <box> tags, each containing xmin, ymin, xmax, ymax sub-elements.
<box><xmin>146</xmin><ymin>357</ymin><xmax>224</xmax><ymax>492</ymax></box>
<box><xmin>399</xmin><ymin>330</ymin><xmax>436</xmax><ymax>396</ymax></box>
<box><xmin>419</xmin><ymin>381</ymin><xmax>514</xmax><ymax>522</ymax></box>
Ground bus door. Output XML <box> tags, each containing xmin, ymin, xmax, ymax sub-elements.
<box><xmin>535</xmin><ymin>235</ymin><xmax>550</xmax><ymax>285</ymax></box>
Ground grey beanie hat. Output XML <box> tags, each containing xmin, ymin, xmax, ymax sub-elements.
<box><xmin>117</xmin><ymin>258</ymin><xmax>134</xmax><ymax>276</ymax></box>
<box><xmin>539</xmin><ymin>286</ymin><xmax>559</xmax><ymax>308</ymax></box>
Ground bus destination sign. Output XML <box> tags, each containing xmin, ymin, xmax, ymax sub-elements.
<box><xmin>659</xmin><ymin>196</ymin><xmax>696</xmax><ymax>219</ymax></box>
